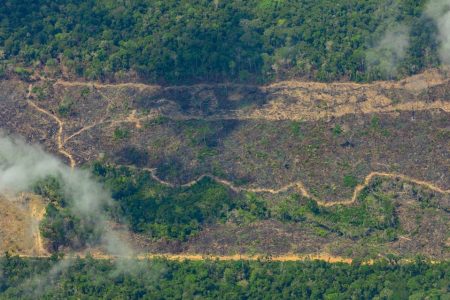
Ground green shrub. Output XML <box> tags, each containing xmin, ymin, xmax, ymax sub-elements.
<box><xmin>343</xmin><ymin>174</ymin><xmax>358</xmax><ymax>188</ymax></box>
<box><xmin>332</xmin><ymin>124</ymin><xmax>343</xmax><ymax>136</ymax></box>
<box><xmin>57</xmin><ymin>96</ymin><xmax>74</xmax><ymax>117</ymax></box>
<box><xmin>290</xmin><ymin>121</ymin><xmax>303</xmax><ymax>138</ymax></box>
<box><xmin>13</xmin><ymin>67</ymin><xmax>31</xmax><ymax>81</ymax></box>
<box><xmin>80</xmin><ymin>87</ymin><xmax>90</xmax><ymax>98</ymax></box>
<box><xmin>113</xmin><ymin>127</ymin><xmax>130</xmax><ymax>140</ymax></box>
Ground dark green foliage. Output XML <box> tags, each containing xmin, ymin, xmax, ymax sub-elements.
<box><xmin>0</xmin><ymin>0</ymin><xmax>439</xmax><ymax>83</ymax></box>
<box><xmin>115</xmin><ymin>146</ymin><xmax>149</xmax><ymax>167</ymax></box>
<box><xmin>343</xmin><ymin>174</ymin><xmax>359</xmax><ymax>188</ymax></box>
<box><xmin>113</xmin><ymin>127</ymin><xmax>130</xmax><ymax>140</ymax></box>
<box><xmin>90</xmin><ymin>165</ymin><xmax>403</xmax><ymax>243</ymax></box>
<box><xmin>93</xmin><ymin>164</ymin><xmax>237</xmax><ymax>240</ymax></box>
<box><xmin>33</xmin><ymin>177</ymin><xmax>101</xmax><ymax>251</ymax></box>
<box><xmin>273</xmin><ymin>194</ymin><xmax>308</xmax><ymax>222</ymax></box>
<box><xmin>238</xmin><ymin>193</ymin><xmax>270</xmax><ymax>220</ymax></box>
<box><xmin>270</xmin><ymin>179</ymin><xmax>400</xmax><ymax>239</ymax></box>
<box><xmin>0</xmin><ymin>256</ymin><xmax>448</xmax><ymax>299</ymax></box>
<box><xmin>31</xmin><ymin>167</ymin><xmax>435</xmax><ymax>253</ymax></box>
<box><xmin>57</xmin><ymin>96</ymin><xmax>74</xmax><ymax>117</ymax></box>
<box><xmin>306</xmin><ymin>198</ymin><xmax>320</xmax><ymax>214</ymax></box>
<box><xmin>232</xmin><ymin>193</ymin><xmax>271</xmax><ymax>224</ymax></box>
<box><xmin>315</xmin><ymin>187</ymin><xmax>398</xmax><ymax>238</ymax></box>
<box><xmin>40</xmin><ymin>204</ymin><xmax>100</xmax><ymax>252</ymax></box>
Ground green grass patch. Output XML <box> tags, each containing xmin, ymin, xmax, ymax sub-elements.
<box><xmin>113</xmin><ymin>127</ymin><xmax>130</xmax><ymax>140</ymax></box>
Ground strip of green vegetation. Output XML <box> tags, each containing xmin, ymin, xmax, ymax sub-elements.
<box><xmin>0</xmin><ymin>0</ymin><xmax>438</xmax><ymax>83</ymax></box>
<box><xmin>270</xmin><ymin>182</ymin><xmax>398</xmax><ymax>239</ymax></box>
<box><xmin>93</xmin><ymin>165</ymin><xmax>401</xmax><ymax>240</ymax></box>
<box><xmin>34</xmin><ymin>164</ymin><xmax>437</xmax><ymax>253</ymax></box>
<box><xmin>1</xmin><ymin>255</ymin><xmax>448</xmax><ymax>299</ymax></box>
<box><xmin>313</xmin><ymin>191</ymin><xmax>398</xmax><ymax>238</ymax></box>
<box><xmin>92</xmin><ymin>163</ymin><xmax>239</xmax><ymax>241</ymax></box>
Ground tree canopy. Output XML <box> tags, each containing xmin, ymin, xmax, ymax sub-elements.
<box><xmin>0</xmin><ymin>0</ymin><xmax>440</xmax><ymax>83</ymax></box>
<box><xmin>1</xmin><ymin>256</ymin><xmax>448</xmax><ymax>299</ymax></box>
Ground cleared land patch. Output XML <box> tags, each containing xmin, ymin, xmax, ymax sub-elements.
<box><xmin>0</xmin><ymin>70</ymin><xmax>448</xmax><ymax>261</ymax></box>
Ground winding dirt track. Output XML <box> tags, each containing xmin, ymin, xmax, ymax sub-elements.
<box><xmin>141</xmin><ymin>168</ymin><xmax>450</xmax><ymax>206</ymax></box>
<box><xmin>27</xmin><ymin>84</ymin><xmax>76</xmax><ymax>168</ymax></box>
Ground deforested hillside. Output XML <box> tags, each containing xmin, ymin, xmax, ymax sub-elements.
<box><xmin>0</xmin><ymin>69</ymin><xmax>448</xmax><ymax>261</ymax></box>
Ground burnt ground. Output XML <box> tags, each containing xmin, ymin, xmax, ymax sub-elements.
<box><xmin>0</xmin><ymin>70</ymin><xmax>449</xmax><ymax>260</ymax></box>
<box><xmin>63</xmin><ymin>110</ymin><xmax>449</xmax><ymax>202</ymax></box>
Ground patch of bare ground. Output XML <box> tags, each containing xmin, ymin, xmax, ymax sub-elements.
<box><xmin>250</xmin><ymin>69</ymin><xmax>450</xmax><ymax>121</ymax></box>
<box><xmin>0</xmin><ymin>193</ymin><xmax>48</xmax><ymax>256</ymax></box>
<box><xmin>0</xmin><ymin>81</ymin><xmax>60</xmax><ymax>159</ymax></box>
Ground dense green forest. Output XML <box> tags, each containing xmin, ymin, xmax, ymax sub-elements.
<box><xmin>0</xmin><ymin>0</ymin><xmax>440</xmax><ymax>83</ymax></box>
<box><xmin>0</xmin><ymin>255</ymin><xmax>448</xmax><ymax>299</ymax></box>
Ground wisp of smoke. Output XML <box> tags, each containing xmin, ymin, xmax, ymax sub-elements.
<box><xmin>366</xmin><ymin>24</ymin><xmax>410</xmax><ymax>78</ymax></box>
<box><xmin>0</xmin><ymin>133</ymin><xmax>133</xmax><ymax>257</ymax></box>
<box><xmin>425</xmin><ymin>0</ymin><xmax>450</xmax><ymax>65</ymax></box>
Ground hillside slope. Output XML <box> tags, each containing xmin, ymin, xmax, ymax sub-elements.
<box><xmin>0</xmin><ymin>69</ymin><xmax>448</xmax><ymax>261</ymax></box>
